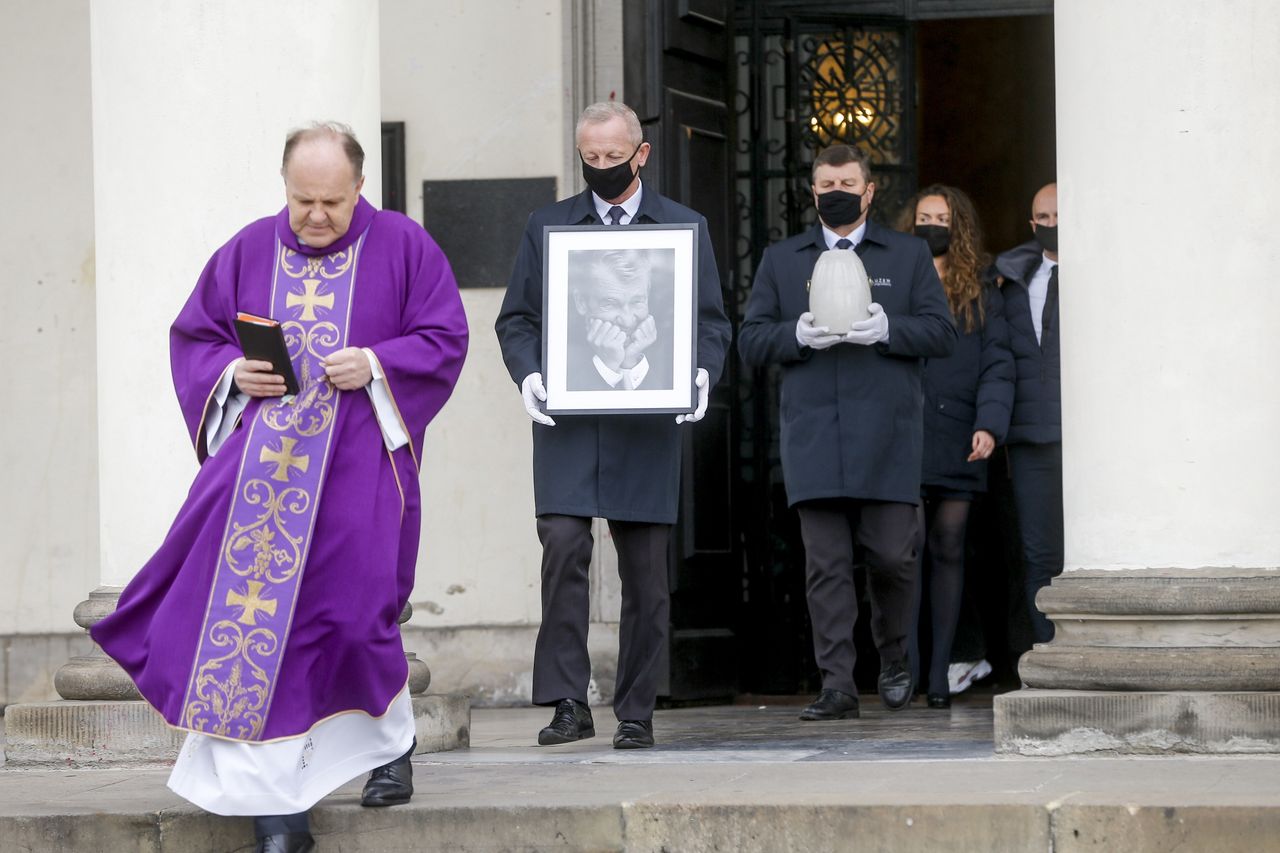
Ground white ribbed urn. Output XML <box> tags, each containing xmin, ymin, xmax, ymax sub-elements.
<box><xmin>808</xmin><ymin>248</ymin><xmax>872</xmax><ymax>332</ymax></box>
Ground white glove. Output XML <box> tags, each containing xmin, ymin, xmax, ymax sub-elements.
<box><xmin>676</xmin><ymin>368</ymin><xmax>710</xmax><ymax>424</ymax></box>
<box><xmin>843</xmin><ymin>303</ymin><xmax>889</xmax><ymax>346</ymax></box>
<box><xmin>521</xmin><ymin>372</ymin><xmax>555</xmax><ymax>426</ymax></box>
<box><xmin>796</xmin><ymin>312</ymin><xmax>843</xmax><ymax>351</ymax></box>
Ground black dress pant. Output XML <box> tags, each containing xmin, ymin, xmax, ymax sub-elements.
<box><xmin>797</xmin><ymin>499</ymin><xmax>919</xmax><ymax>696</ymax></box>
<box><xmin>532</xmin><ymin>514</ymin><xmax>671</xmax><ymax>721</ymax></box>
<box><xmin>1007</xmin><ymin>441</ymin><xmax>1064</xmax><ymax>644</ymax></box>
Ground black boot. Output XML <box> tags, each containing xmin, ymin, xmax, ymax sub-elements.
<box><xmin>253</xmin><ymin>814</ymin><xmax>314</xmax><ymax>853</ymax></box>
<box><xmin>361</xmin><ymin>739</ymin><xmax>415</xmax><ymax>807</ymax></box>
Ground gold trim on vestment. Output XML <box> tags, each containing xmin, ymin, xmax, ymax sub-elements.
<box><xmin>255</xmin><ymin>235</ymin><xmax>363</xmax><ymax>730</ymax></box>
<box><xmin>179</xmin><ymin>237</ymin><xmax>366</xmax><ymax>740</ymax></box>
<box><xmin>140</xmin><ymin>677</ymin><xmax>412</xmax><ymax>745</ymax></box>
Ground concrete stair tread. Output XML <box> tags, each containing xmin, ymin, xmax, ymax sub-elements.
<box><xmin>4</xmin><ymin>705</ymin><xmax>1280</xmax><ymax>850</ymax></box>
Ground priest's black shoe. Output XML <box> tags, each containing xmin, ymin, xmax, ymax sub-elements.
<box><xmin>927</xmin><ymin>693</ymin><xmax>951</xmax><ymax>709</ymax></box>
<box><xmin>612</xmin><ymin>719</ymin><xmax>654</xmax><ymax>749</ymax></box>
<box><xmin>256</xmin><ymin>833</ymin><xmax>315</xmax><ymax>853</ymax></box>
<box><xmin>537</xmin><ymin>698</ymin><xmax>595</xmax><ymax>745</ymax></box>
<box><xmin>878</xmin><ymin>659</ymin><xmax>914</xmax><ymax>710</ymax></box>
<box><xmin>799</xmin><ymin>688</ymin><xmax>860</xmax><ymax>721</ymax></box>
<box><xmin>361</xmin><ymin>739</ymin><xmax>415</xmax><ymax>807</ymax></box>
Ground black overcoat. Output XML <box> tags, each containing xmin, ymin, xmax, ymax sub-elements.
<box><xmin>921</xmin><ymin>284</ymin><xmax>1015</xmax><ymax>493</ymax></box>
<box><xmin>738</xmin><ymin>221</ymin><xmax>957</xmax><ymax>506</ymax></box>
<box><xmin>495</xmin><ymin>186</ymin><xmax>732</xmax><ymax>524</ymax></box>
<box><xmin>994</xmin><ymin>241</ymin><xmax>1060</xmax><ymax>445</ymax></box>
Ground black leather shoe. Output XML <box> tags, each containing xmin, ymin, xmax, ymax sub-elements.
<box><xmin>799</xmin><ymin>688</ymin><xmax>860</xmax><ymax>721</ymax></box>
<box><xmin>361</xmin><ymin>739</ymin><xmax>415</xmax><ymax>807</ymax></box>
<box><xmin>612</xmin><ymin>719</ymin><xmax>654</xmax><ymax>749</ymax></box>
<box><xmin>537</xmin><ymin>698</ymin><xmax>595</xmax><ymax>745</ymax></box>
<box><xmin>878</xmin><ymin>659</ymin><xmax>914</xmax><ymax>710</ymax></box>
<box><xmin>927</xmin><ymin>693</ymin><xmax>951</xmax><ymax>709</ymax></box>
<box><xmin>256</xmin><ymin>833</ymin><xmax>315</xmax><ymax>853</ymax></box>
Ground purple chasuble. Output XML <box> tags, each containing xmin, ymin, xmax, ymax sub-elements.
<box><xmin>92</xmin><ymin>198</ymin><xmax>468</xmax><ymax>742</ymax></box>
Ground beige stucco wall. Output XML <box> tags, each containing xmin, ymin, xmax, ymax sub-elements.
<box><xmin>381</xmin><ymin>0</ymin><xmax>567</xmax><ymax>628</ymax></box>
<box><xmin>0</xmin><ymin>0</ymin><xmax>99</xmax><ymax>635</ymax></box>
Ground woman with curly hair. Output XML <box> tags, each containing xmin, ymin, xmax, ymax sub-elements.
<box><xmin>895</xmin><ymin>185</ymin><xmax>1015</xmax><ymax>708</ymax></box>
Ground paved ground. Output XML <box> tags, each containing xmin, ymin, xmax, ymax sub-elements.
<box><xmin>3</xmin><ymin>694</ymin><xmax>1280</xmax><ymax>851</ymax></box>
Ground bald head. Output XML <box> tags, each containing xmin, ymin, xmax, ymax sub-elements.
<box><xmin>282</xmin><ymin>121</ymin><xmax>364</xmax><ymax>180</ymax></box>
<box><xmin>1030</xmin><ymin>182</ymin><xmax>1058</xmax><ymax>260</ymax></box>
<box><xmin>1032</xmin><ymin>183</ymin><xmax>1057</xmax><ymax>222</ymax></box>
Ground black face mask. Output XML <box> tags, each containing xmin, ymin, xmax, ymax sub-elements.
<box><xmin>580</xmin><ymin>143</ymin><xmax>642</xmax><ymax>201</ymax></box>
<box><xmin>914</xmin><ymin>224</ymin><xmax>951</xmax><ymax>257</ymax></box>
<box><xmin>1034</xmin><ymin>223</ymin><xmax>1058</xmax><ymax>253</ymax></box>
<box><xmin>816</xmin><ymin>189</ymin><xmax>864</xmax><ymax>228</ymax></box>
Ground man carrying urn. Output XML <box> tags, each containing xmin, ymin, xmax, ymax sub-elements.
<box><xmin>738</xmin><ymin>144</ymin><xmax>956</xmax><ymax>720</ymax></box>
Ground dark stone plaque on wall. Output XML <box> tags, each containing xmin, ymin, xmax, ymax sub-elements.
<box><xmin>423</xmin><ymin>177</ymin><xmax>557</xmax><ymax>288</ymax></box>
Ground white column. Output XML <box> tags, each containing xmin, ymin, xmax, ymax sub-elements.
<box><xmin>91</xmin><ymin>0</ymin><xmax>382</xmax><ymax>587</ymax></box>
<box><xmin>1057</xmin><ymin>0</ymin><xmax>1280</xmax><ymax>571</ymax></box>
<box><xmin>995</xmin><ymin>0</ymin><xmax>1280</xmax><ymax>755</ymax></box>
<box><xmin>7</xmin><ymin>0</ymin><xmax>389</xmax><ymax>766</ymax></box>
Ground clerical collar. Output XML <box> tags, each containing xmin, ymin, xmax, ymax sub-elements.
<box><xmin>822</xmin><ymin>220</ymin><xmax>867</xmax><ymax>250</ymax></box>
<box><xmin>592</xmin><ymin>181</ymin><xmax>643</xmax><ymax>225</ymax></box>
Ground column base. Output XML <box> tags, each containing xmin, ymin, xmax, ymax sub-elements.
<box><xmin>5</xmin><ymin>694</ymin><xmax>472</xmax><ymax>768</ymax></box>
<box><xmin>995</xmin><ymin>689</ymin><xmax>1280</xmax><ymax>755</ymax></box>
<box><xmin>412</xmin><ymin>693</ymin><xmax>470</xmax><ymax>754</ymax></box>
<box><xmin>3</xmin><ymin>700</ymin><xmax>184</xmax><ymax>767</ymax></box>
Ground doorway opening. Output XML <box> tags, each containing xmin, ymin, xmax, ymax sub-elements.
<box><xmin>729</xmin><ymin>7</ymin><xmax>1057</xmax><ymax>698</ymax></box>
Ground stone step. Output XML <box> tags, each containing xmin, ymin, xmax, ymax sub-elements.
<box><xmin>3</xmin><ymin>761</ymin><xmax>1280</xmax><ymax>852</ymax></box>
<box><xmin>4</xmin><ymin>704</ymin><xmax>1280</xmax><ymax>852</ymax></box>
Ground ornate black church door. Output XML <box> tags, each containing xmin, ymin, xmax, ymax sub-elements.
<box><xmin>624</xmin><ymin>0</ymin><xmax>739</xmax><ymax>702</ymax></box>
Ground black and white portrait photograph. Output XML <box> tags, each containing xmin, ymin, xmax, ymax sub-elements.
<box><xmin>564</xmin><ymin>247</ymin><xmax>674</xmax><ymax>393</ymax></box>
<box><xmin>543</xmin><ymin>224</ymin><xmax>698</xmax><ymax>414</ymax></box>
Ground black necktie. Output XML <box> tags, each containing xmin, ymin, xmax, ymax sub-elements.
<box><xmin>608</xmin><ymin>206</ymin><xmax>626</xmax><ymax>225</ymax></box>
<box><xmin>835</xmin><ymin>238</ymin><xmax>853</xmax><ymax>250</ymax></box>
<box><xmin>1041</xmin><ymin>265</ymin><xmax>1059</xmax><ymax>344</ymax></box>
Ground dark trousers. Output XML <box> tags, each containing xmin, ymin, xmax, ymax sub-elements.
<box><xmin>532</xmin><ymin>514</ymin><xmax>671</xmax><ymax>721</ymax></box>
<box><xmin>254</xmin><ymin>813</ymin><xmax>309</xmax><ymax>837</ymax></box>
<box><xmin>797</xmin><ymin>499</ymin><xmax>919</xmax><ymax>696</ymax></box>
<box><xmin>1007</xmin><ymin>442</ymin><xmax>1064</xmax><ymax>644</ymax></box>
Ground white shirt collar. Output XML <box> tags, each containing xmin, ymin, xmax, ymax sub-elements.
<box><xmin>822</xmin><ymin>220</ymin><xmax>868</xmax><ymax>250</ymax></box>
<box><xmin>592</xmin><ymin>181</ymin><xmax>644</xmax><ymax>225</ymax></box>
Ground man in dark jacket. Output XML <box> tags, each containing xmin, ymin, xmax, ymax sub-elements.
<box><xmin>739</xmin><ymin>145</ymin><xmax>956</xmax><ymax>720</ymax></box>
<box><xmin>994</xmin><ymin>182</ymin><xmax>1061</xmax><ymax>643</ymax></box>
<box><xmin>495</xmin><ymin>102</ymin><xmax>731</xmax><ymax>749</ymax></box>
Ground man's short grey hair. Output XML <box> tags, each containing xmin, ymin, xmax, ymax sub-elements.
<box><xmin>282</xmin><ymin>121</ymin><xmax>365</xmax><ymax>180</ymax></box>
<box><xmin>589</xmin><ymin>249</ymin><xmax>652</xmax><ymax>291</ymax></box>
<box><xmin>575</xmin><ymin>102</ymin><xmax>643</xmax><ymax>147</ymax></box>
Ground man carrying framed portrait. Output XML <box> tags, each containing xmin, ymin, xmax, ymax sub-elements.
<box><xmin>494</xmin><ymin>101</ymin><xmax>731</xmax><ymax>749</ymax></box>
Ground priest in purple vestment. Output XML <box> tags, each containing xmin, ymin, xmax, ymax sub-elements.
<box><xmin>91</xmin><ymin>122</ymin><xmax>468</xmax><ymax>853</ymax></box>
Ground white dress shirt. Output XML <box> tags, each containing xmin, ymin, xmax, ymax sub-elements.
<box><xmin>592</xmin><ymin>180</ymin><xmax>644</xmax><ymax>225</ymax></box>
<box><xmin>822</xmin><ymin>220</ymin><xmax>868</xmax><ymax>250</ymax></box>
<box><xmin>1028</xmin><ymin>254</ymin><xmax>1058</xmax><ymax>344</ymax></box>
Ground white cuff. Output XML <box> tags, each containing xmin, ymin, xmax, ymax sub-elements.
<box><xmin>592</xmin><ymin>354</ymin><xmax>650</xmax><ymax>390</ymax></box>
<box><xmin>362</xmin><ymin>348</ymin><xmax>410</xmax><ymax>451</ymax></box>
<box><xmin>623</xmin><ymin>355</ymin><xmax>649</xmax><ymax>391</ymax></box>
<box><xmin>206</xmin><ymin>359</ymin><xmax>249</xmax><ymax>457</ymax></box>
<box><xmin>592</xmin><ymin>355</ymin><xmax>623</xmax><ymax>388</ymax></box>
